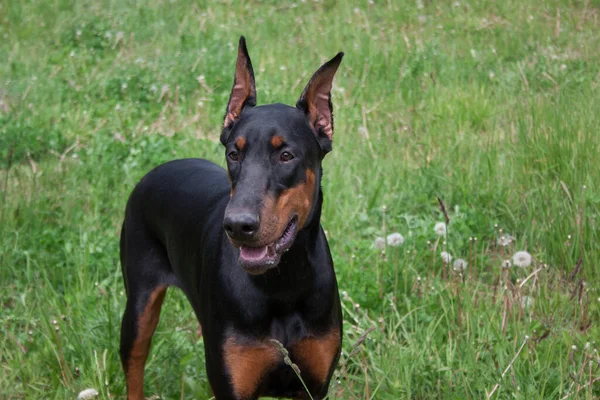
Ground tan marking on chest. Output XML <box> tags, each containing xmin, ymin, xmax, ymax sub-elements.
<box><xmin>292</xmin><ymin>329</ymin><xmax>341</xmax><ymax>384</ymax></box>
<box><xmin>223</xmin><ymin>338</ymin><xmax>281</xmax><ymax>399</ymax></box>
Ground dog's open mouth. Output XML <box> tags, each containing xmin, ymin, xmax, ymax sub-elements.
<box><xmin>238</xmin><ymin>216</ymin><xmax>298</xmax><ymax>274</ymax></box>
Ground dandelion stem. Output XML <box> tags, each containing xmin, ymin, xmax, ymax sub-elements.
<box><xmin>393</xmin><ymin>248</ymin><xmax>399</xmax><ymax>300</ymax></box>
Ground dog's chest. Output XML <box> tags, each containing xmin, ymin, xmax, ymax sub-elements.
<box><xmin>222</xmin><ymin>325</ymin><xmax>341</xmax><ymax>399</ymax></box>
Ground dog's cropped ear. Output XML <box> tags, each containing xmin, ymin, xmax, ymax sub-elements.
<box><xmin>221</xmin><ymin>36</ymin><xmax>256</xmax><ymax>144</ymax></box>
<box><xmin>296</xmin><ymin>52</ymin><xmax>344</xmax><ymax>152</ymax></box>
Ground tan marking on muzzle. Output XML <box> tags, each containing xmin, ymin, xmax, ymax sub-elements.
<box><xmin>252</xmin><ymin>169</ymin><xmax>316</xmax><ymax>246</ymax></box>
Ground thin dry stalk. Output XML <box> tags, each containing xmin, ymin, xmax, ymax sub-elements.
<box><xmin>379</xmin><ymin>206</ymin><xmax>387</xmax><ymax>299</ymax></box>
<box><xmin>568</xmin><ymin>258</ymin><xmax>583</xmax><ymax>283</ymax></box>
<box><xmin>468</xmin><ymin>237</ymin><xmax>473</xmax><ymax>277</ymax></box>
<box><xmin>52</xmin><ymin>327</ymin><xmax>73</xmax><ymax>389</ymax></box>
<box><xmin>559</xmin><ymin>377</ymin><xmax>600</xmax><ymax>400</ymax></box>
<box><xmin>180</xmin><ymin>371</ymin><xmax>185</xmax><ymax>400</ymax></box>
<box><xmin>336</xmin><ymin>326</ymin><xmax>376</xmax><ymax>400</ymax></box>
<box><xmin>7</xmin><ymin>332</ymin><xmax>26</xmax><ymax>354</ymax></box>
<box><xmin>376</xmin><ymin>251</ymin><xmax>383</xmax><ymax>300</ymax></box>
<box><xmin>501</xmin><ymin>296</ymin><xmax>508</xmax><ymax>335</ymax></box>
<box><xmin>347</xmin><ymin>326</ymin><xmax>377</xmax><ymax>359</ymax></box>
<box><xmin>455</xmin><ymin>275</ymin><xmax>462</xmax><ymax>332</ymax></box>
<box><xmin>578</xmin><ymin>186</ymin><xmax>586</xmax><ymax>259</ymax></box>
<box><xmin>518</xmin><ymin>62</ymin><xmax>530</xmax><ymax>91</ymax></box>
<box><xmin>361</xmin><ymin>351</ymin><xmax>370</xmax><ymax>399</ymax></box>
<box><xmin>555</xmin><ymin>7</ymin><xmax>561</xmax><ymax>37</ymax></box>
<box><xmin>487</xmin><ymin>337</ymin><xmax>529</xmax><ymax>398</ymax></box>
<box><xmin>519</xmin><ymin>266</ymin><xmax>544</xmax><ymax>289</ymax></box>
<box><xmin>437</xmin><ymin>197</ymin><xmax>450</xmax><ymax>225</ymax></box>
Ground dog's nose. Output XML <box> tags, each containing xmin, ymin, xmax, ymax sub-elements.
<box><xmin>223</xmin><ymin>212</ymin><xmax>260</xmax><ymax>241</ymax></box>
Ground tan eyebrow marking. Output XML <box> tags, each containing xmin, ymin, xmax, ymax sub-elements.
<box><xmin>235</xmin><ymin>137</ymin><xmax>247</xmax><ymax>150</ymax></box>
<box><xmin>270</xmin><ymin>135</ymin><xmax>285</xmax><ymax>148</ymax></box>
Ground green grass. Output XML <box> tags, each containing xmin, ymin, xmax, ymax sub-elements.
<box><xmin>1</xmin><ymin>0</ymin><xmax>600</xmax><ymax>398</ymax></box>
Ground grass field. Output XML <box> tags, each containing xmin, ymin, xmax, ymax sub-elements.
<box><xmin>2</xmin><ymin>0</ymin><xmax>600</xmax><ymax>398</ymax></box>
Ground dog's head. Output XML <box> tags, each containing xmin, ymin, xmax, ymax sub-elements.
<box><xmin>219</xmin><ymin>36</ymin><xmax>343</xmax><ymax>275</ymax></box>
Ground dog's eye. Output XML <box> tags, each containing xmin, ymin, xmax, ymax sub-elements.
<box><xmin>228</xmin><ymin>151</ymin><xmax>240</xmax><ymax>162</ymax></box>
<box><xmin>280</xmin><ymin>151</ymin><xmax>294</xmax><ymax>162</ymax></box>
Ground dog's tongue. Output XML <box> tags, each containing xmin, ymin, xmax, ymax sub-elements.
<box><xmin>239</xmin><ymin>245</ymin><xmax>269</xmax><ymax>263</ymax></box>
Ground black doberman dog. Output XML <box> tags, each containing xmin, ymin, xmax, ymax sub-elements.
<box><xmin>119</xmin><ymin>37</ymin><xmax>344</xmax><ymax>400</ymax></box>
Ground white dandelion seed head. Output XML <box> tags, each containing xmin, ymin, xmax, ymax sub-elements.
<box><xmin>386</xmin><ymin>232</ymin><xmax>405</xmax><ymax>247</ymax></box>
<box><xmin>453</xmin><ymin>258</ymin><xmax>468</xmax><ymax>272</ymax></box>
<box><xmin>521</xmin><ymin>296</ymin><xmax>534</xmax><ymax>309</ymax></box>
<box><xmin>374</xmin><ymin>237</ymin><xmax>385</xmax><ymax>250</ymax></box>
<box><xmin>77</xmin><ymin>388</ymin><xmax>99</xmax><ymax>400</ymax></box>
<box><xmin>434</xmin><ymin>222</ymin><xmax>446</xmax><ymax>236</ymax></box>
<box><xmin>440</xmin><ymin>251</ymin><xmax>452</xmax><ymax>264</ymax></box>
<box><xmin>502</xmin><ymin>259</ymin><xmax>512</xmax><ymax>269</ymax></box>
<box><xmin>513</xmin><ymin>251</ymin><xmax>532</xmax><ymax>268</ymax></box>
<box><xmin>572</xmin><ymin>345</ymin><xmax>577</xmax><ymax>351</ymax></box>
<box><xmin>497</xmin><ymin>234</ymin><xmax>515</xmax><ymax>247</ymax></box>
